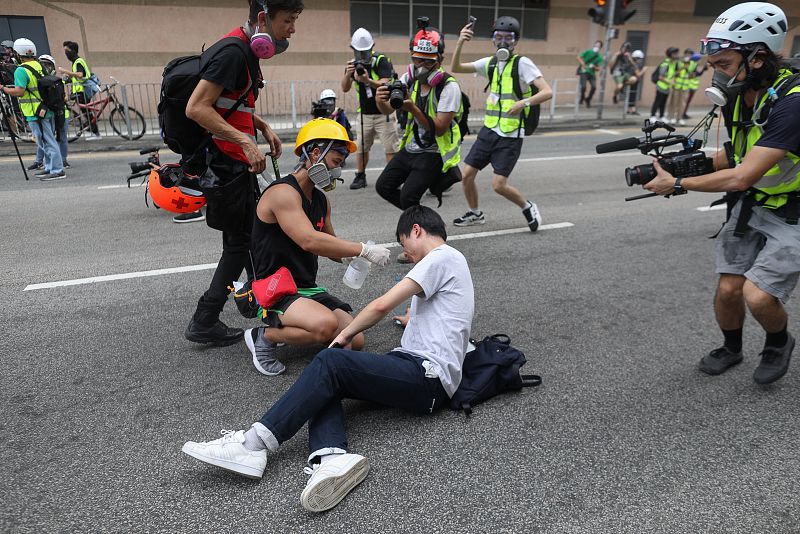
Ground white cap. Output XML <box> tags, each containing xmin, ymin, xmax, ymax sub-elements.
<box><xmin>320</xmin><ymin>89</ymin><xmax>336</xmax><ymax>100</ymax></box>
<box><xmin>706</xmin><ymin>2</ymin><xmax>787</xmax><ymax>54</ymax></box>
<box><xmin>632</xmin><ymin>50</ymin><xmax>644</xmax><ymax>59</ymax></box>
<box><xmin>13</xmin><ymin>38</ymin><xmax>36</xmax><ymax>58</ymax></box>
<box><xmin>38</xmin><ymin>54</ymin><xmax>56</xmax><ymax>65</ymax></box>
<box><xmin>351</xmin><ymin>28</ymin><xmax>374</xmax><ymax>51</ymax></box>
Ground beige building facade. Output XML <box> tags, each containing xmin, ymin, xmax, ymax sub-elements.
<box><xmin>4</xmin><ymin>0</ymin><xmax>800</xmax><ymax>115</ymax></box>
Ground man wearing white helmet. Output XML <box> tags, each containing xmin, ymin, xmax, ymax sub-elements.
<box><xmin>341</xmin><ymin>27</ymin><xmax>398</xmax><ymax>190</ymax></box>
<box><xmin>1</xmin><ymin>38</ymin><xmax>65</xmax><ymax>180</ymax></box>
<box><xmin>644</xmin><ymin>2</ymin><xmax>799</xmax><ymax>385</ymax></box>
<box><xmin>311</xmin><ymin>89</ymin><xmax>353</xmax><ymax>139</ymax></box>
<box><xmin>625</xmin><ymin>50</ymin><xmax>647</xmax><ymax>115</ymax></box>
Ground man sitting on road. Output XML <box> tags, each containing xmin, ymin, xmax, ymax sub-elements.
<box><xmin>244</xmin><ymin>118</ymin><xmax>391</xmax><ymax>376</ymax></box>
<box><xmin>183</xmin><ymin>205</ymin><xmax>475</xmax><ymax>512</ymax></box>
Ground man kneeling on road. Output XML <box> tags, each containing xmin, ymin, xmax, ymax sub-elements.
<box><xmin>244</xmin><ymin>118</ymin><xmax>391</xmax><ymax>376</ymax></box>
<box><xmin>183</xmin><ymin>205</ymin><xmax>475</xmax><ymax>512</ymax></box>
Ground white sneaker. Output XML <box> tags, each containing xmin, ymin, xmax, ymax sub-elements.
<box><xmin>649</xmin><ymin>115</ymin><xmax>659</xmax><ymax>123</ymax></box>
<box><xmin>300</xmin><ymin>454</ymin><xmax>370</xmax><ymax>512</ymax></box>
<box><xmin>86</xmin><ymin>133</ymin><xmax>102</xmax><ymax>141</ymax></box>
<box><xmin>522</xmin><ymin>202</ymin><xmax>541</xmax><ymax>232</ymax></box>
<box><xmin>182</xmin><ymin>429</ymin><xmax>267</xmax><ymax>479</ymax></box>
<box><xmin>678</xmin><ymin>119</ymin><xmax>686</xmax><ymax>126</ymax></box>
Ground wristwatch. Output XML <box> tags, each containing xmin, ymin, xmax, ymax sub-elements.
<box><xmin>674</xmin><ymin>177</ymin><xmax>684</xmax><ymax>191</ymax></box>
<box><xmin>524</xmin><ymin>100</ymin><xmax>531</xmax><ymax>108</ymax></box>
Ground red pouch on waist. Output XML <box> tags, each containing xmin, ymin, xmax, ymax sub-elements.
<box><xmin>252</xmin><ymin>267</ymin><xmax>298</xmax><ymax>308</ymax></box>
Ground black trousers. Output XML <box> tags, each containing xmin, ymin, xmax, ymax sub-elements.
<box><xmin>375</xmin><ymin>149</ymin><xmax>443</xmax><ymax>210</ymax></box>
<box><xmin>579</xmin><ymin>73</ymin><xmax>597</xmax><ymax>103</ymax></box>
<box><xmin>651</xmin><ymin>91</ymin><xmax>669</xmax><ymax>118</ymax></box>
<box><xmin>192</xmin><ymin>148</ymin><xmax>255</xmax><ymax>326</ymax></box>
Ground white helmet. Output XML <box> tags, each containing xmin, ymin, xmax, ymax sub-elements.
<box><xmin>319</xmin><ymin>89</ymin><xmax>336</xmax><ymax>101</ymax></box>
<box><xmin>13</xmin><ymin>38</ymin><xmax>36</xmax><ymax>58</ymax></box>
<box><xmin>351</xmin><ymin>28</ymin><xmax>374</xmax><ymax>51</ymax></box>
<box><xmin>632</xmin><ymin>50</ymin><xmax>644</xmax><ymax>59</ymax></box>
<box><xmin>38</xmin><ymin>54</ymin><xmax>56</xmax><ymax>65</ymax></box>
<box><xmin>705</xmin><ymin>2</ymin><xmax>787</xmax><ymax>54</ymax></box>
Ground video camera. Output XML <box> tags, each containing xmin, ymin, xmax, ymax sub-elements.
<box><xmin>311</xmin><ymin>99</ymin><xmax>334</xmax><ymax>119</ymax></box>
<box><xmin>384</xmin><ymin>78</ymin><xmax>407</xmax><ymax>110</ymax></box>
<box><xmin>595</xmin><ymin>120</ymin><xmax>715</xmax><ymax>201</ymax></box>
<box><xmin>128</xmin><ymin>146</ymin><xmax>161</xmax><ymax>178</ymax></box>
<box><xmin>0</xmin><ymin>42</ymin><xmax>18</xmax><ymax>86</ymax></box>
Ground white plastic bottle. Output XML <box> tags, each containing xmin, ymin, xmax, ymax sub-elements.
<box><xmin>343</xmin><ymin>240</ymin><xmax>373</xmax><ymax>289</ymax></box>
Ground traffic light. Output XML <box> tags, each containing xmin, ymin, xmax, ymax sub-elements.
<box><xmin>588</xmin><ymin>0</ymin><xmax>606</xmax><ymax>25</ymax></box>
<box><xmin>613</xmin><ymin>0</ymin><xmax>637</xmax><ymax>25</ymax></box>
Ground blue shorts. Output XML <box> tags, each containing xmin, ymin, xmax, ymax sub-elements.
<box><xmin>464</xmin><ymin>126</ymin><xmax>524</xmax><ymax>178</ymax></box>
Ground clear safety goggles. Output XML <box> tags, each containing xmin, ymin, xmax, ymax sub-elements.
<box><xmin>699</xmin><ymin>38</ymin><xmax>743</xmax><ymax>56</ymax></box>
<box><xmin>331</xmin><ymin>145</ymin><xmax>350</xmax><ymax>160</ymax></box>
<box><xmin>492</xmin><ymin>31</ymin><xmax>516</xmax><ymax>47</ymax></box>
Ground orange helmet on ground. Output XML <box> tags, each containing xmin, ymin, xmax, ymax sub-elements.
<box><xmin>147</xmin><ymin>164</ymin><xmax>206</xmax><ymax>213</ymax></box>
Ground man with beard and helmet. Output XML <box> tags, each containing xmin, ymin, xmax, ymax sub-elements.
<box><xmin>244</xmin><ymin>118</ymin><xmax>391</xmax><ymax>376</ymax></box>
<box><xmin>644</xmin><ymin>2</ymin><xmax>799</xmax><ymax>385</ymax></box>
<box><xmin>450</xmin><ymin>16</ymin><xmax>552</xmax><ymax>232</ymax></box>
<box><xmin>374</xmin><ymin>17</ymin><xmax>463</xmax><ymax>262</ymax></box>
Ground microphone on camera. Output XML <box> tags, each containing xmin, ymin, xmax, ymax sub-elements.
<box><xmin>595</xmin><ymin>137</ymin><xmax>641</xmax><ymax>154</ymax></box>
<box><xmin>139</xmin><ymin>146</ymin><xmax>160</xmax><ymax>155</ymax></box>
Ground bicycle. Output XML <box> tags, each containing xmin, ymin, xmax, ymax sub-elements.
<box><xmin>67</xmin><ymin>76</ymin><xmax>146</xmax><ymax>142</ymax></box>
<box><xmin>0</xmin><ymin>91</ymin><xmax>35</xmax><ymax>143</ymax></box>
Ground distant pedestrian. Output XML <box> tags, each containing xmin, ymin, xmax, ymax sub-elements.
<box><xmin>626</xmin><ymin>50</ymin><xmax>646</xmax><ymax>115</ymax></box>
<box><xmin>34</xmin><ymin>54</ymin><xmax>69</xmax><ymax>168</ymax></box>
<box><xmin>668</xmin><ymin>49</ymin><xmax>694</xmax><ymax>125</ymax></box>
<box><xmin>650</xmin><ymin>47</ymin><xmax>679</xmax><ymax>122</ymax></box>
<box><xmin>58</xmin><ymin>40</ymin><xmax>100</xmax><ymax>140</ymax></box>
<box><xmin>681</xmin><ymin>52</ymin><xmax>707</xmax><ymax>119</ymax></box>
<box><xmin>609</xmin><ymin>42</ymin><xmax>638</xmax><ymax>104</ymax></box>
<box><xmin>577</xmin><ymin>40</ymin><xmax>603</xmax><ymax>108</ymax></box>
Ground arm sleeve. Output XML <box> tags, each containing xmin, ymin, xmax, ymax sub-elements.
<box><xmin>13</xmin><ymin>67</ymin><xmax>29</xmax><ymax>88</ymax></box>
<box><xmin>76</xmin><ymin>63</ymin><xmax>87</xmax><ymax>77</ymax></box>
<box><xmin>518</xmin><ymin>57</ymin><xmax>543</xmax><ymax>85</ymax></box>
<box><xmin>754</xmin><ymin>94</ymin><xmax>800</xmax><ymax>153</ymax></box>
<box><xmin>437</xmin><ymin>81</ymin><xmax>462</xmax><ymax>113</ymax></box>
<box><xmin>471</xmin><ymin>57</ymin><xmax>490</xmax><ymax>79</ymax></box>
<box><xmin>201</xmin><ymin>46</ymin><xmax>249</xmax><ymax>93</ymax></box>
<box><xmin>406</xmin><ymin>252</ymin><xmax>448</xmax><ymax>300</ymax></box>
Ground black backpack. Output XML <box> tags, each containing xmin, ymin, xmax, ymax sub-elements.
<box><xmin>458</xmin><ymin>91</ymin><xmax>471</xmax><ymax>137</ymax></box>
<box><xmin>158</xmin><ymin>37</ymin><xmax>257</xmax><ymax>157</ymax></box>
<box><xmin>450</xmin><ymin>334</ymin><xmax>541</xmax><ymax>415</ymax></box>
<box><xmin>485</xmin><ymin>55</ymin><xmax>540</xmax><ymax>136</ymax></box>
<box><xmin>650</xmin><ymin>65</ymin><xmax>661</xmax><ymax>84</ymax></box>
<box><xmin>21</xmin><ymin>64</ymin><xmax>66</xmax><ymax>116</ymax></box>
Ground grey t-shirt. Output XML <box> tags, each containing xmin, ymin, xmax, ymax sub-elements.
<box><xmin>399</xmin><ymin>72</ymin><xmax>461</xmax><ymax>154</ymax></box>
<box><xmin>394</xmin><ymin>244</ymin><xmax>475</xmax><ymax>397</ymax></box>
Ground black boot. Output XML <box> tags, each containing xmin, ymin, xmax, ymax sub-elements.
<box><xmin>350</xmin><ymin>172</ymin><xmax>367</xmax><ymax>190</ymax></box>
<box><xmin>185</xmin><ymin>319</ymin><xmax>243</xmax><ymax>346</ymax></box>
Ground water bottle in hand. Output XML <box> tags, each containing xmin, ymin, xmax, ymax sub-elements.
<box><xmin>343</xmin><ymin>240</ymin><xmax>373</xmax><ymax>289</ymax></box>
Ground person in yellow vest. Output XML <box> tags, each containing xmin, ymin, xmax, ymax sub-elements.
<box><xmin>450</xmin><ymin>16</ymin><xmax>552</xmax><ymax>231</ymax></box>
<box><xmin>649</xmin><ymin>47</ymin><xmax>679</xmax><ymax>122</ymax></box>
<box><xmin>644</xmin><ymin>2</ymin><xmax>798</xmax><ymax>385</ymax></box>
<box><xmin>375</xmin><ymin>18</ymin><xmax>463</xmax><ymax>262</ymax></box>
<box><xmin>667</xmin><ymin>48</ymin><xmax>695</xmax><ymax>125</ymax></box>
<box><xmin>341</xmin><ymin>28</ymin><xmax>398</xmax><ymax>190</ymax></box>
<box><xmin>1</xmin><ymin>38</ymin><xmax>65</xmax><ymax>181</ymax></box>
<box><xmin>58</xmin><ymin>40</ymin><xmax>100</xmax><ymax>139</ymax></box>
<box><xmin>33</xmin><ymin>55</ymin><xmax>70</xmax><ymax>169</ymax></box>
<box><xmin>682</xmin><ymin>52</ymin><xmax>708</xmax><ymax>120</ymax></box>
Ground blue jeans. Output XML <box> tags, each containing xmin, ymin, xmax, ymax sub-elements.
<box><xmin>35</xmin><ymin>116</ymin><xmax>68</xmax><ymax>164</ymax></box>
<box><xmin>29</xmin><ymin>118</ymin><xmax>63</xmax><ymax>174</ymax></box>
<box><xmin>259</xmin><ymin>349</ymin><xmax>449</xmax><ymax>455</ymax></box>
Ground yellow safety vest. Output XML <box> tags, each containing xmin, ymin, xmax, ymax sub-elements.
<box><xmin>484</xmin><ymin>55</ymin><xmax>532</xmax><ymax>135</ymax></box>
<box><xmin>656</xmin><ymin>59</ymin><xmax>677</xmax><ymax>92</ymax></box>
<box><xmin>17</xmin><ymin>60</ymin><xmax>44</xmax><ymax>119</ymax></box>
<box><xmin>70</xmin><ymin>57</ymin><xmax>91</xmax><ymax>94</ymax></box>
<box><xmin>674</xmin><ymin>60</ymin><xmax>693</xmax><ymax>91</ymax></box>
<box><xmin>686</xmin><ymin>61</ymin><xmax>700</xmax><ymax>91</ymax></box>
<box><xmin>398</xmin><ymin>73</ymin><xmax>462</xmax><ymax>173</ymax></box>
<box><xmin>731</xmin><ymin>69</ymin><xmax>800</xmax><ymax>209</ymax></box>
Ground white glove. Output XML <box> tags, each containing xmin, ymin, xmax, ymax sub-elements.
<box><xmin>359</xmin><ymin>242</ymin><xmax>390</xmax><ymax>267</ymax></box>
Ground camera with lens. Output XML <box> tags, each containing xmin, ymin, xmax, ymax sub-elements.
<box><xmin>384</xmin><ymin>79</ymin><xmax>408</xmax><ymax>110</ymax></box>
<box><xmin>596</xmin><ymin>120</ymin><xmax>715</xmax><ymax>200</ymax></box>
<box><xmin>128</xmin><ymin>147</ymin><xmax>161</xmax><ymax>176</ymax></box>
<box><xmin>311</xmin><ymin>100</ymin><xmax>333</xmax><ymax>119</ymax></box>
<box><xmin>354</xmin><ymin>61</ymin><xmax>369</xmax><ymax>77</ymax></box>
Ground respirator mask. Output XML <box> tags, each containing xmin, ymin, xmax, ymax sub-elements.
<box><xmin>303</xmin><ymin>141</ymin><xmax>344</xmax><ymax>192</ymax></box>
<box><xmin>701</xmin><ymin>39</ymin><xmax>760</xmax><ymax>107</ymax></box>
<box><xmin>247</xmin><ymin>2</ymin><xmax>289</xmax><ymax>59</ymax></box>
<box><xmin>493</xmin><ymin>32</ymin><xmax>516</xmax><ymax>62</ymax></box>
<box><xmin>407</xmin><ymin>60</ymin><xmax>444</xmax><ymax>86</ymax></box>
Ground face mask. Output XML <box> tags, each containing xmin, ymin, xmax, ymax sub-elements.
<box><xmin>592</xmin><ymin>46</ymin><xmax>600</xmax><ymax>53</ymax></box>
<box><xmin>65</xmin><ymin>51</ymin><xmax>78</xmax><ymax>61</ymax></box>
<box><xmin>496</xmin><ymin>47</ymin><xmax>511</xmax><ymax>61</ymax></box>
<box><xmin>248</xmin><ymin>12</ymin><xmax>289</xmax><ymax>59</ymax></box>
<box><xmin>304</xmin><ymin>142</ymin><xmax>343</xmax><ymax>192</ymax></box>
<box><xmin>705</xmin><ymin>62</ymin><xmax>748</xmax><ymax>107</ymax></box>
<box><xmin>683</xmin><ymin>56</ymin><xmax>691</xmax><ymax>62</ymax></box>
<box><xmin>407</xmin><ymin>64</ymin><xmax>444</xmax><ymax>86</ymax></box>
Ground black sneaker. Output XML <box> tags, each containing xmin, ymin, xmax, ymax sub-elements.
<box><xmin>753</xmin><ymin>334</ymin><xmax>795</xmax><ymax>385</ymax></box>
<box><xmin>185</xmin><ymin>319</ymin><xmax>243</xmax><ymax>346</ymax></box>
<box><xmin>699</xmin><ymin>346</ymin><xmax>743</xmax><ymax>375</ymax></box>
<box><xmin>39</xmin><ymin>171</ymin><xmax>66</xmax><ymax>181</ymax></box>
<box><xmin>522</xmin><ymin>202</ymin><xmax>541</xmax><ymax>232</ymax></box>
<box><xmin>453</xmin><ymin>210</ymin><xmax>485</xmax><ymax>227</ymax></box>
<box><xmin>27</xmin><ymin>162</ymin><xmax>43</xmax><ymax>171</ymax></box>
<box><xmin>34</xmin><ymin>169</ymin><xmax>50</xmax><ymax>177</ymax></box>
<box><xmin>63</xmin><ymin>160</ymin><xmax>71</xmax><ymax>169</ymax></box>
<box><xmin>173</xmin><ymin>211</ymin><xmax>205</xmax><ymax>223</ymax></box>
<box><xmin>349</xmin><ymin>172</ymin><xmax>367</xmax><ymax>190</ymax></box>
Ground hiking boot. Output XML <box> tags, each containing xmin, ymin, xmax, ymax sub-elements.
<box><xmin>27</xmin><ymin>161</ymin><xmax>43</xmax><ymax>171</ymax></box>
<box><xmin>245</xmin><ymin>327</ymin><xmax>285</xmax><ymax>376</ymax></box>
<box><xmin>173</xmin><ymin>211</ymin><xmax>205</xmax><ymax>224</ymax></box>
<box><xmin>453</xmin><ymin>210</ymin><xmax>486</xmax><ymax>227</ymax></box>
<box><xmin>522</xmin><ymin>202</ymin><xmax>541</xmax><ymax>232</ymax></box>
<box><xmin>182</xmin><ymin>429</ymin><xmax>267</xmax><ymax>479</ymax></box>
<box><xmin>185</xmin><ymin>319</ymin><xmax>243</xmax><ymax>346</ymax></box>
<box><xmin>699</xmin><ymin>346</ymin><xmax>743</xmax><ymax>375</ymax></box>
<box><xmin>39</xmin><ymin>171</ymin><xmax>66</xmax><ymax>181</ymax></box>
<box><xmin>349</xmin><ymin>172</ymin><xmax>367</xmax><ymax>190</ymax></box>
<box><xmin>753</xmin><ymin>334</ymin><xmax>795</xmax><ymax>385</ymax></box>
<box><xmin>300</xmin><ymin>454</ymin><xmax>370</xmax><ymax>512</ymax></box>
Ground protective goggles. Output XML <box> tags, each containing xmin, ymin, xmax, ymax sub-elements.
<box><xmin>331</xmin><ymin>145</ymin><xmax>350</xmax><ymax>160</ymax></box>
<box><xmin>492</xmin><ymin>32</ymin><xmax>516</xmax><ymax>46</ymax></box>
<box><xmin>411</xmin><ymin>57</ymin><xmax>437</xmax><ymax>67</ymax></box>
<box><xmin>699</xmin><ymin>38</ymin><xmax>744</xmax><ymax>56</ymax></box>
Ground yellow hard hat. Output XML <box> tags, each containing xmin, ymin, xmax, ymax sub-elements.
<box><xmin>294</xmin><ymin>118</ymin><xmax>357</xmax><ymax>156</ymax></box>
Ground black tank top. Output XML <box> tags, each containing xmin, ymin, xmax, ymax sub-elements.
<box><xmin>251</xmin><ymin>174</ymin><xmax>328</xmax><ymax>288</ymax></box>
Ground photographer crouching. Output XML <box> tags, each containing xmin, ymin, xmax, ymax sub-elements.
<box><xmin>643</xmin><ymin>2</ymin><xmax>798</xmax><ymax>384</ymax></box>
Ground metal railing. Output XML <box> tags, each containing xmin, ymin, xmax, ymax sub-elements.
<box><xmin>0</xmin><ymin>75</ymin><xmax>605</xmax><ymax>143</ymax></box>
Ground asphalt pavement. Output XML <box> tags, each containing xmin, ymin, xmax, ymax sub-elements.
<box><xmin>2</xmin><ymin>125</ymin><xmax>799</xmax><ymax>533</ymax></box>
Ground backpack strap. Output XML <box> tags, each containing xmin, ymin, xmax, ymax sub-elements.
<box><xmin>21</xmin><ymin>63</ymin><xmax>42</xmax><ymax>80</ymax></box>
<box><xmin>483</xmin><ymin>56</ymin><xmax>498</xmax><ymax>93</ymax></box>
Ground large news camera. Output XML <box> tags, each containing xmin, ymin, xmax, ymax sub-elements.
<box><xmin>128</xmin><ymin>146</ymin><xmax>161</xmax><ymax>180</ymax></box>
<box><xmin>596</xmin><ymin>120</ymin><xmax>715</xmax><ymax>200</ymax></box>
<box><xmin>311</xmin><ymin>99</ymin><xmax>334</xmax><ymax>119</ymax></box>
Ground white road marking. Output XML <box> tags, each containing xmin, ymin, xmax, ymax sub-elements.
<box><xmin>23</xmin><ymin>222</ymin><xmax>574</xmax><ymax>291</ymax></box>
<box><xmin>596</xmin><ymin>129</ymin><xmax>621</xmax><ymax>135</ymax></box>
<box><xmin>696</xmin><ymin>204</ymin><xmax>726</xmax><ymax>212</ymax></box>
